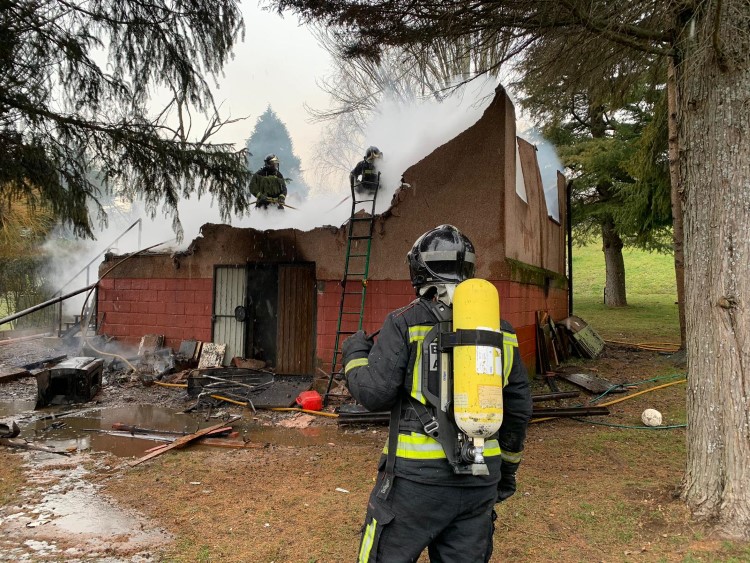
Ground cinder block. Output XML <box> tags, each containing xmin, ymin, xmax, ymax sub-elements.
<box><xmin>149</xmin><ymin>279</ymin><xmax>166</xmax><ymax>291</ymax></box>
<box><xmin>175</xmin><ymin>291</ymin><xmax>195</xmax><ymax>304</ymax></box>
<box><xmin>114</xmin><ymin>279</ymin><xmax>132</xmax><ymax>290</ymax></box>
<box><xmin>113</xmin><ymin>301</ymin><xmax>131</xmax><ymax>313</ymax></box>
<box><xmin>157</xmin><ymin>290</ymin><xmax>176</xmax><ymax>303</ymax></box>
<box><xmin>131</xmin><ymin>279</ymin><xmax>149</xmax><ymax>290</ymax></box>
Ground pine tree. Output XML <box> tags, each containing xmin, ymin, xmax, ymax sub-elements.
<box><xmin>0</xmin><ymin>0</ymin><xmax>250</xmax><ymax>240</ymax></box>
<box><xmin>246</xmin><ymin>107</ymin><xmax>310</xmax><ymax>200</ymax></box>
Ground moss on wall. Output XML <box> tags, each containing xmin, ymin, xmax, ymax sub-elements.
<box><xmin>506</xmin><ymin>258</ymin><xmax>568</xmax><ymax>290</ymax></box>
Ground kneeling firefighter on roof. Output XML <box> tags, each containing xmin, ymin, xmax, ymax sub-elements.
<box><xmin>341</xmin><ymin>224</ymin><xmax>533</xmax><ymax>563</ymax></box>
<box><xmin>250</xmin><ymin>153</ymin><xmax>287</xmax><ymax>209</ymax></box>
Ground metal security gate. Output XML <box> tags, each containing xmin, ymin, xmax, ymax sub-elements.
<box><xmin>213</xmin><ymin>263</ymin><xmax>316</xmax><ymax>373</ymax></box>
<box><xmin>212</xmin><ymin>266</ymin><xmax>248</xmax><ymax>365</ymax></box>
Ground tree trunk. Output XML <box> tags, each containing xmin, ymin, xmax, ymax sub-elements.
<box><xmin>602</xmin><ymin>219</ymin><xmax>627</xmax><ymax>307</ymax></box>
<box><xmin>667</xmin><ymin>57</ymin><xmax>687</xmax><ymax>350</ymax></box>
<box><xmin>679</xmin><ymin>0</ymin><xmax>750</xmax><ymax>539</ymax></box>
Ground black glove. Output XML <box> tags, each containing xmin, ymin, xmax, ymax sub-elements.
<box><xmin>496</xmin><ymin>460</ymin><xmax>520</xmax><ymax>502</ymax></box>
<box><xmin>341</xmin><ymin>330</ymin><xmax>373</xmax><ymax>364</ymax></box>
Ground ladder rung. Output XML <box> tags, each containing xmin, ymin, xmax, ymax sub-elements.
<box><xmin>346</xmin><ymin>272</ymin><xmax>366</xmax><ymax>276</ymax></box>
<box><xmin>337</xmin><ymin>330</ymin><xmax>357</xmax><ymax>335</ymax></box>
<box><xmin>351</xmin><ymin>217</ymin><xmax>373</xmax><ymax>222</ymax></box>
<box><xmin>341</xmin><ymin>311</ymin><xmax>362</xmax><ymax>315</ymax></box>
<box><xmin>343</xmin><ymin>291</ymin><xmax>363</xmax><ymax>296</ymax></box>
<box><xmin>349</xmin><ymin>253</ymin><xmax>368</xmax><ymax>258</ymax></box>
<box><xmin>349</xmin><ymin>235</ymin><xmax>372</xmax><ymax>240</ymax></box>
<box><xmin>354</xmin><ymin>198</ymin><xmax>375</xmax><ymax>203</ymax></box>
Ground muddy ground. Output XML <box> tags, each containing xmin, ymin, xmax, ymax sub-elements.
<box><xmin>1</xmin><ymin>337</ymin><xmax>749</xmax><ymax>562</ymax></box>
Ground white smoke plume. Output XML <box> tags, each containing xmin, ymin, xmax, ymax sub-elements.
<box><xmin>41</xmin><ymin>76</ymin><xmax>562</xmax><ymax>315</ymax></box>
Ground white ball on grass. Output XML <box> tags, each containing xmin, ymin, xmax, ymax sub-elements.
<box><xmin>641</xmin><ymin>408</ymin><xmax>663</xmax><ymax>427</ymax></box>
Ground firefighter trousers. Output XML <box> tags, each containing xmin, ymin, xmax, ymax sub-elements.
<box><xmin>357</xmin><ymin>474</ymin><xmax>497</xmax><ymax>562</ymax></box>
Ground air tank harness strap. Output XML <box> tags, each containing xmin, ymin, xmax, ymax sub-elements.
<box><xmin>441</xmin><ymin>329</ymin><xmax>505</xmax><ymax>349</ymax></box>
<box><xmin>376</xmin><ymin>393</ymin><xmax>402</xmax><ymax>501</ymax></box>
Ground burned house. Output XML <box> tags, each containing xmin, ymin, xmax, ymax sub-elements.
<box><xmin>97</xmin><ymin>86</ymin><xmax>568</xmax><ymax>376</ymax></box>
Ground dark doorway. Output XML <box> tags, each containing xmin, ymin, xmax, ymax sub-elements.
<box><xmin>242</xmin><ymin>262</ymin><xmax>316</xmax><ymax>375</ymax></box>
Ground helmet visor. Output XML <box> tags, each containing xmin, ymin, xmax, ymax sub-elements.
<box><xmin>421</xmin><ymin>250</ymin><xmax>476</xmax><ymax>283</ymax></box>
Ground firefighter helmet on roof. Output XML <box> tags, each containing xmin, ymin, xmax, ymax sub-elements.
<box><xmin>407</xmin><ymin>224</ymin><xmax>476</xmax><ymax>289</ymax></box>
<box><xmin>264</xmin><ymin>154</ymin><xmax>279</xmax><ymax>166</ymax></box>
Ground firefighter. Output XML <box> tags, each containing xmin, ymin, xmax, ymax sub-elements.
<box><xmin>251</xmin><ymin>154</ymin><xmax>287</xmax><ymax>209</ymax></box>
<box><xmin>342</xmin><ymin>224</ymin><xmax>532</xmax><ymax>563</ymax></box>
<box><xmin>350</xmin><ymin>146</ymin><xmax>382</xmax><ymax>194</ymax></box>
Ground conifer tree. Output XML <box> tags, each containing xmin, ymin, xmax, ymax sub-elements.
<box><xmin>246</xmin><ymin>107</ymin><xmax>310</xmax><ymax>199</ymax></box>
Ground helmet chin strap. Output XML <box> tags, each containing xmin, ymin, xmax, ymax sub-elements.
<box><xmin>419</xmin><ymin>283</ymin><xmax>457</xmax><ymax>306</ymax></box>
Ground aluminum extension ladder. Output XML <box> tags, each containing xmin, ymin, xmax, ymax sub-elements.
<box><xmin>324</xmin><ymin>175</ymin><xmax>380</xmax><ymax>405</ymax></box>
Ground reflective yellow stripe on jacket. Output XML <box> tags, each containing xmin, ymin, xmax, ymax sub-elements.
<box><xmin>408</xmin><ymin>325</ymin><xmax>432</xmax><ymax>404</ymax></box>
<box><xmin>502</xmin><ymin>332</ymin><xmax>518</xmax><ymax>386</ymax></box>
<box><xmin>345</xmin><ymin>358</ymin><xmax>368</xmax><ymax>374</ymax></box>
<box><xmin>384</xmin><ymin>432</ymin><xmax>502</xmax><ymax>459</ymax></box>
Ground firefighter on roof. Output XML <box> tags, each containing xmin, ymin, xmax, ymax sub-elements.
<box><xmin>250</xmin><ymin>153</ymin><xmax>287</xmax><ymax>209</ymax></box>
<box><xmin>341</xmin><ymin>224</ymin><xmax>532</xmax><ymax>562</ymax></box>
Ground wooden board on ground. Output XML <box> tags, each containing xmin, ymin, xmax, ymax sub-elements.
<box><xmin>556</xmin><ymin>372</ymin><xmax>626</xmax><ymax>394</ymax></box>
<box><xmin>0</xmin><ymin>365</ymin><xmax>31</xmax><ymax>383</ymax></box>
<box><xmin>129</xmin><ymin>415</ymin><xmax>241</xmax><ymax>466</ymax></box>
<box><xmin>198</xmin><ymin>343</ymin><xmax>226</xmax><ymax>369</ymax></box>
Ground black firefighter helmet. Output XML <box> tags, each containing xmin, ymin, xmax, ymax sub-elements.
<box><xmin>364</xmin><ymin>146</ymin><xmax>382</xmax><ymax>161</ymax></box>
<box><xmin>407</xmin><ymin>224</ymin><xmax>476</xmax><ymax>290</ymax></box>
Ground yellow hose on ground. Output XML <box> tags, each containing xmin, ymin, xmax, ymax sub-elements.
<box><xmin>531</xmin><ymin>378</ymin><xmax>687</xmax><ymax>424</ymax></box>
<box><xmin>604</xmin><ymin>339</ymin><xmax>680</xmax><ymax>353</ymax></box>
<box><xmin>210</xmin><ymin>394</ymin><xmax>249</xmax><ymax>406</ymax></box>
<box><xmin>153</xmin><ymin>381</ymin><xmax>188</xmax><ymax>388</ymax></box>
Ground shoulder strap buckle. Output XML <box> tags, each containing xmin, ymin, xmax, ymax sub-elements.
<box><xmin>423</xmin><ymin>418</ymin><xmax>439</xmax><ymax>436</ymax></box>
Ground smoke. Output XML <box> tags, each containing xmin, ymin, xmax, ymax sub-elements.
<box><xmin>361</xmin><ymin>78</ymin><xmax>499</xmax><ymax>215</ymax></box>
<box><xmin>41</xmin><ymin>77</ymin><xmax>561</xmax><ymax>315</ymax></box>
<box><xmin>516</xmin><ymin>127</ymin><xmax>564</xmax><ymax>221</ymax></box>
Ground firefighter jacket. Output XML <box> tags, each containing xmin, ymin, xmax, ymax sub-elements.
<box><xmin>251</xmin><ymin>166</ymin><xmax>287</xmax><ymax>199</ymax></box>
<box><xmin>343</xmin><ymin>297</ymin><xmax>532</xmax><ymax>487</ymax></box>
<box><xmin>350</xmin><ymin>159</ymin><xmax>379</xmax><ymax>191</ymax></box>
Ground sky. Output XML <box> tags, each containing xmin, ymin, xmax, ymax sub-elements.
<box><xmin>43</xmin><ymin>3</ymin><xmax>563</xmax><ymax>309</ymax></box>
<box><xmin>197</xmin><ymin>5</ymin><xmax>332</xmax><ymax>169</ymax></box>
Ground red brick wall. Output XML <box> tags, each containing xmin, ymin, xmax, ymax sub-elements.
<box><xmin>98</xmin><ymin>276</ymin><xmax>567</xmax><ymax>373</ymax></box>
<box><xmin>316</xmin><ymin>279</ymin><xmax>568</xmax><ymax>374</ymax></box>
<box><xmin>97</xmin><ymin>277</ymin><xmax>213</xmax><ymax>349</ymax></box>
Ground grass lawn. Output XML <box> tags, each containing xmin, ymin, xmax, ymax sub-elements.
<box><xmin>571</xmin><ymin>243</ymin><xmax>680</xmax><ymax>345</ymax></box>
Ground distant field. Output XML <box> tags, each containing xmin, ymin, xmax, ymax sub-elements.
<box><xmin>571</xmin><ymin>243</ymin><xmax>680</xmax><ymax>345</ymax></box>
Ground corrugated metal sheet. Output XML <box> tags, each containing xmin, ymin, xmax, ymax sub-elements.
<box><xmin>276</xmin><ymin>264</ymin><xmax>315</xmax><ymax>375</ymax></box>
<box><xmin>212</xmin><ymin>266</ymin><xmax>247</xmax><ymax>366</ymax></box>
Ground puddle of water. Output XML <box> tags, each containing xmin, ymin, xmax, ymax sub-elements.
<box><xmin>24</xmin><ymin>405</ymin><xmax>200</xmax><ymax>458</ymax></box>
<box><xmin>3</xmin><ymin>400</ymin><xmax>385</xmax><ymax>457</ymax></box>
<box><xmin>0</xmin><ymin>399</ymin><xmax>36</xmax><ymax>417</ymax></box>
<box><xmin>0</xmin><ymin>458</ymin><xmax>171</xmax><ymax>561</ymax></box>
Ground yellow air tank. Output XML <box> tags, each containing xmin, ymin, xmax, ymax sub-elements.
<box><xmin>452</xmin><ymin>278</ymin><xmax>504</xmax><ymax>442</ymax></box>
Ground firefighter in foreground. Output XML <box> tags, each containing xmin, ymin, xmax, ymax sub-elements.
<box><xmin>342</xmin><ymin>224</ymin><xmax>532</xmax><ymax>562</ymax></box>
<box><xmin>350</xmin><ymin>146</ymin><xmax>382</xmax><ymax>194</ymax></box>
<box><xmin>250</xmin><ymin>153</ymin><xmax>287</xmax><ymax>209</ymax></box>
